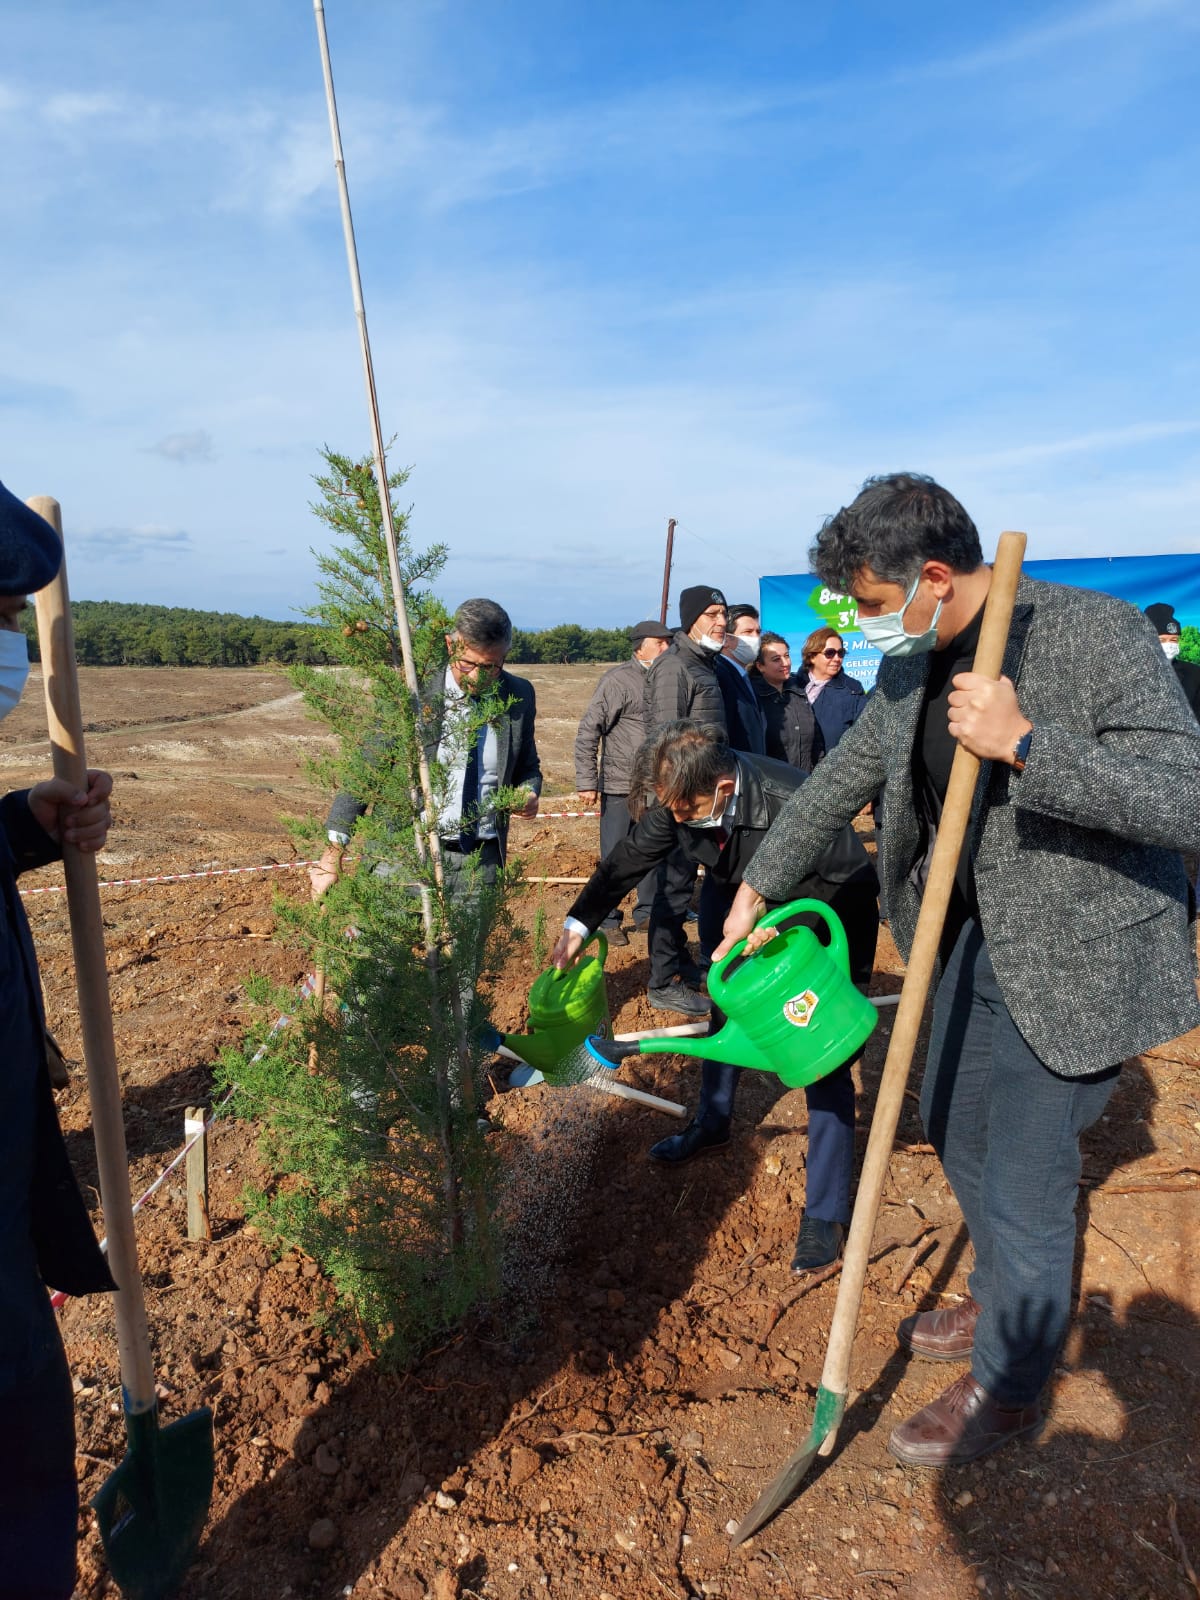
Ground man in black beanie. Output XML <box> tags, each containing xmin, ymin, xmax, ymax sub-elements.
<box><xmin>1145</xmin><ymin>602</ymin><xmax>1200</xmax><ymax>723</ymax></box>
<box><xmin>0</xmin><ymin>479</ymin><xmax>115</xmax><ymax>1600</ymax></box>
<box><xmin>640</xmin><ymin>584</ymin><xmax>731</xmax><ymax>1015</ymax></box>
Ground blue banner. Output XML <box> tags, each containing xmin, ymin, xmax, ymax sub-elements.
<box><xmin>760</xmin><ymin>553</ymin><xmax>1200</xmax><ymax>693</ymax></box>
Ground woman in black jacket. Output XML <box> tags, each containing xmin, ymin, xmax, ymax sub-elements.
<box><xmin>752</xmin><ymin>632</ymin><xmax>821</xmax><ymax>770</ymax></box>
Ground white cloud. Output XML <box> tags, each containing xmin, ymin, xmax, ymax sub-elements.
<box><xmin>44</xmin><ymin>91</ymin><xmax>125</xmax><ymax>125</ymax></box>
<box><xmin>145</xmin><ymin>431</ymin><xmax>215</xmax><ymax>464</ymax></box>
<box><xmin>71</xmin><ymin>526</ymin><xmax>192</xmax><ymax>563</ymax></box>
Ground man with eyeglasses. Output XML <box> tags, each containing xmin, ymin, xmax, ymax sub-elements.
<box><xmin>311</xmin><ymin>597</ymin><xmax>541</xmax><ymax>897</ymax></box>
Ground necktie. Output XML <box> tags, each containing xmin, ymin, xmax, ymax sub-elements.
<box><xmin>460</xmin><ymin>726</ymin><xmax>481</xmax><ymax>849</ymax></box>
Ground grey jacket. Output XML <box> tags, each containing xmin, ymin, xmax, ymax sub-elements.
<box><xmin>574</xmin><ymin>657</ymin><xmax>651</xmax><ymax>795</ymax></box>
<box><xmin>327</xmin><ymin>668</ymin><xmax>541</xmax><ymax>850</ymax></box>
<box><xmin>744</xmin><ymin>575</ymin><xmax>1200</xmax><ymax>1075</ymax></box>
<box><xmin>644</xmin><ymin>631</ymin><xmax>728</xmax><ymax>738</ymax></box>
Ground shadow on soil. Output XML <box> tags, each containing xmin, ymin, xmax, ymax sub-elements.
<box><xmin>181</xmin><ymin>1053</ymin><xmax>789</xmax><ymax>1599</ymax></box>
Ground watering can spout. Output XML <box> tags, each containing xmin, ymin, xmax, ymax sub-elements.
<box><xmin>589</xmin><ymin>900</ymin><xmax>877</xmax><ymax>1091</ymax></box>
<box><xmin>639</xmin><ymin>1022</ymin><xmax>774</xmax><ymax>1074</ymax></box>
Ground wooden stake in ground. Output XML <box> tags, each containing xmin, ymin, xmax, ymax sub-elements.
<box><xmin>731</xmin><ymin>529</ymin><xmax>1027</xmax><ymax>1546</ymax></box>
<box><xmin>184</xmin><ymin>1109</ymin><xmax>210</xmax><ymax>1242</ymax></box>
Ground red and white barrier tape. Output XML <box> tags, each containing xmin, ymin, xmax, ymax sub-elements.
<box><xmin>522</xmin><ymin>808</ymin><xmax>598</xmax><ymax>820</ymax></box>
<box><xmin>20</xmin><ymin>858</ymin><xmax>324</xmax><ymax>898</ymax></box>
<box><xmin>50</xmin><ymin>971</ymin><xmax>320</xmax><ymax>1312</ymax></box>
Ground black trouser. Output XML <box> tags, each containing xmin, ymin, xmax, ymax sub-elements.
<box><xmin>0</xmin><ymin>1336</ymin><xmax>78</xmax><ymax>1600</ymax></box>
<box><xmin>598</xmin><ymin>794</ymin><xmax>657</xmax><ymax>929</ymax></box>
<box><xmin>694</xmin><ymin>879</ymin><xmax>880</xmax><ymax>1221</ymax></box>
<box><xmin>648</xmin><ymin>845</ymin><xmax>697</xmax><ymax>987</ymax></box>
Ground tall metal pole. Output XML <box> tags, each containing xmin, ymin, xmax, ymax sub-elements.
<box><xmin>659</xmin><ymin>517</ymin><xmax>676</xmax><ymax>625</ymax></box>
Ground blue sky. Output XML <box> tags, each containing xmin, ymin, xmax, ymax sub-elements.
<box><xmin>2</xmin><ymin>0</ymin><xmax>1198</xmax><ymax>627</ymax></box>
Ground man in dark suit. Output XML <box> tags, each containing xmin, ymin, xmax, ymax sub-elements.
<box><xmin>719</xmin><ymin>473</ymin><xmax>1200</xmax><ymax>1468</ymax></box>
<box><xmin>552</xmin><ymin>720</ymin><xmax>878</xmax><ymax>1271</ymax></box>
<box><xmin>312</xmin><ymin>597</ymin><xmax>541</xmax><ymax>898</ymax></box>
<box><xmin>716</xmin><ymin>603</ymin><xmax>767</xmax><ymax>757</ymax></box>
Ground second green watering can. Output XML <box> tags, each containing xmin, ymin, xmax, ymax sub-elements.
<box><xmin>585</xmin><ymin>899</ymin><xmax>876</xmax><ymax>1089</ymax></box>
<box><xmin>481</xmin><ymin>931</ymin><xmax>611</xmax><ymax>1086</ymax></box>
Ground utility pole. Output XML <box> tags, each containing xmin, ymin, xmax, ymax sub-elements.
<box><xmin>659</xmin><ymin>517</ymin><xmax>676</xmax><ymax>625</ymax></box>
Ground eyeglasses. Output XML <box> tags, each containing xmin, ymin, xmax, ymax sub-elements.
<box><xmin>822</xmin><ymin>648</ymin><xmax>846</xmax><ymax>659</ymax></box>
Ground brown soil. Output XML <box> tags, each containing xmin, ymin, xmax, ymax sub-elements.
<box><xmin>6</xmin><ymin>667</ymin><xmax>1198</xmax><ymax>1600</ymax></box>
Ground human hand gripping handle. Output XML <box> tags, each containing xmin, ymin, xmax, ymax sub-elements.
<box><xmin>550</xmin><ymin>927</ymin><xmax>585</xmax><ymax>969</ymax></box>
<box><xmin>947</xmin><ymin>672</ymin><xmax>1031</xmax><ymax>763</ymax></box>
<box><xmin>712</xmin><ymin>883</ymin><xmax>768</xmax><ymax>961</ymax></box>
<box><xmin>28</xmin><ymin>769</ymin><xmax>113</xmax><ymax>850</ymax></box>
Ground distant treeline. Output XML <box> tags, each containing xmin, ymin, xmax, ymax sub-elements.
<box><xmin>19</xmin><ymin>601</ymin><xmax>646</xmax><ymax>668</ymax></box>
<box><xmin>508</xmin><ymin>624</ymin><xmax>640</xmax><ymax>663</ymax></box>
<box><xmin>21</xmin><ymin>601</ymin><xmax>337</xmax><ymax>667</ymax></box>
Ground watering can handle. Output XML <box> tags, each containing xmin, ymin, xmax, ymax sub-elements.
<box><xmin>710</xmin><ymin>896</ymin><xmax>848</xmax><ymax>983</ymax></box>
<box><xmin>551</xmin><ymin>926</ymin><xmax>608</xmax><ymax>979</ymax></box>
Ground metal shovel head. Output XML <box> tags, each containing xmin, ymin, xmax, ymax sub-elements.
<box><xmin>731</xmin><ymin>1383</ymin><xmax>845</xmax><ymax>1546</ymax></box>
<box><xmin>92</xmin><ymin>1404</ymin><xmax>215</xmax><ymax>1600</ymax></box>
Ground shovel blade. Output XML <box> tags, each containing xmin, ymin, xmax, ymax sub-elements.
<box><xmin>730</xmin><ymin>1384</ymin><xmax>844</xmax><ymax>1546</ymax></box>
<box><xmin>93</xmin><ymin>1406</ymin><xmax>214</xmax><ymax>1600</ymax></box>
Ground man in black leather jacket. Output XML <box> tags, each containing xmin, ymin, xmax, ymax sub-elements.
<box><xmin>552</xmin><ymin>721</ymin><xmax>878</xmax><ymax>1272</ymax></box>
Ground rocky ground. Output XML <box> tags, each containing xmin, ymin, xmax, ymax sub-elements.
<box><xmin>5</xmin><ymin>666</ymin><xmax>1198</xmax><ymax>1600</ymax></box>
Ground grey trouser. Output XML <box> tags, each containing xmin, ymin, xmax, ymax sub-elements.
<box><xmin>921</xmin><ymin>920</ymin><xmax>1120</xmax><ymax>1405</ymax></box>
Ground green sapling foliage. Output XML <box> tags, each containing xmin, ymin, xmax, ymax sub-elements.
<box><xmin>218</xmin><ymin>447</ymin><xmax>523</xmax><ymax>1363</ymax></box>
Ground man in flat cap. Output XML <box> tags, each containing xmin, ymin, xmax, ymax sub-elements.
<box><xmin>574</xmin><ymin>620</ymin><xmax>672</xmax><ymax>946</ymax></box>
<box><xmin>0</xmin><ymin>479</ymin><xmax>115</xmax><ymax>1599</ymax></box>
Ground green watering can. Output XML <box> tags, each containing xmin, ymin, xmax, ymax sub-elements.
<box><xmin>481</xmin><ymin>931</ymin><xmax>611</xmax><ymax>1086</ymax></box>
<box><xmin>585</xmin><ymin>899</ymin><xmax>876</xmax><ymax>1089</ymax></box>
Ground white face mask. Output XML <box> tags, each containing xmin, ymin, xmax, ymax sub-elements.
<box><xmin>0</xmin><ymin>628</ymin><xmax>30</xmax><ymax>721</ymax></box>
<box><xmin>697</xmin><ymin>632</ymin><xmax>725</xmax><ymax>653</ymax></box>
<box><xmin>730</xmin><ymin>632</ymin><xmax>761</xmax><ymax>666</ymax></box>
<box><xmin>688</xmin><ymin>787</ymin><xmax>731</xmax><ymax>829</ymax></box>
<box><xmin>856</xmin><ymin>573</ymin><xmax>943</xmax><ymax>658</ymax></box>
<box><xmin>1162</xmin><ymin>639</ymin><xmax>1181</xmax><ymax>661</ymax></box>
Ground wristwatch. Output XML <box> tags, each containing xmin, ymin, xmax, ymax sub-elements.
<box><xmin>1011</xmin><ymin>728</ymin><xmax>1033</xmax><ymax>774</ymax></box>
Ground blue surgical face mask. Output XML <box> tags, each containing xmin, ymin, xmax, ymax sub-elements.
<box><xmin>856</xmin><ymin>573</ymin><xmax>943</xmax><ymax>658</ymax></box>
<box><xmin>0</xmin><ymin>628</ymin><xmax>30</xmax><ymax>721</ymax></box>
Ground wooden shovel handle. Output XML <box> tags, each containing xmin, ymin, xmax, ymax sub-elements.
<box><xmin>819</xmin><ymin>531</ymin><xmax>1027</xmax><ymax>1392</ymax></box>
<box><xmin>29</xmin><ymin>496</ymin><xmax>157</xmax><ymax>1414</ymax></box>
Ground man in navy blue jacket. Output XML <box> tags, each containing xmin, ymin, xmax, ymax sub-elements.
<box><xmin>0</xmin><ymin>480</ymin><xmax>115</xmax><ymax>1600</ymax></box>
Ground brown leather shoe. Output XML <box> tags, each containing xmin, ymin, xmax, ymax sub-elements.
<box><xmin>888</xmin><ymin>1372</ymin><xmax>1043</xmax><ymax>1467</ymax></box>
<box><xmin>897</xmin><ymin>1296</ymin><xmax>981</xmax><ymax>1361</ymax></box>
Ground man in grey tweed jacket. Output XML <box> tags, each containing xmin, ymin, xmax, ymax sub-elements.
<box><xmin>719</xmin><ymin>473</ymin><xmax>1200</xmax><ymax>1468</ymax></box>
